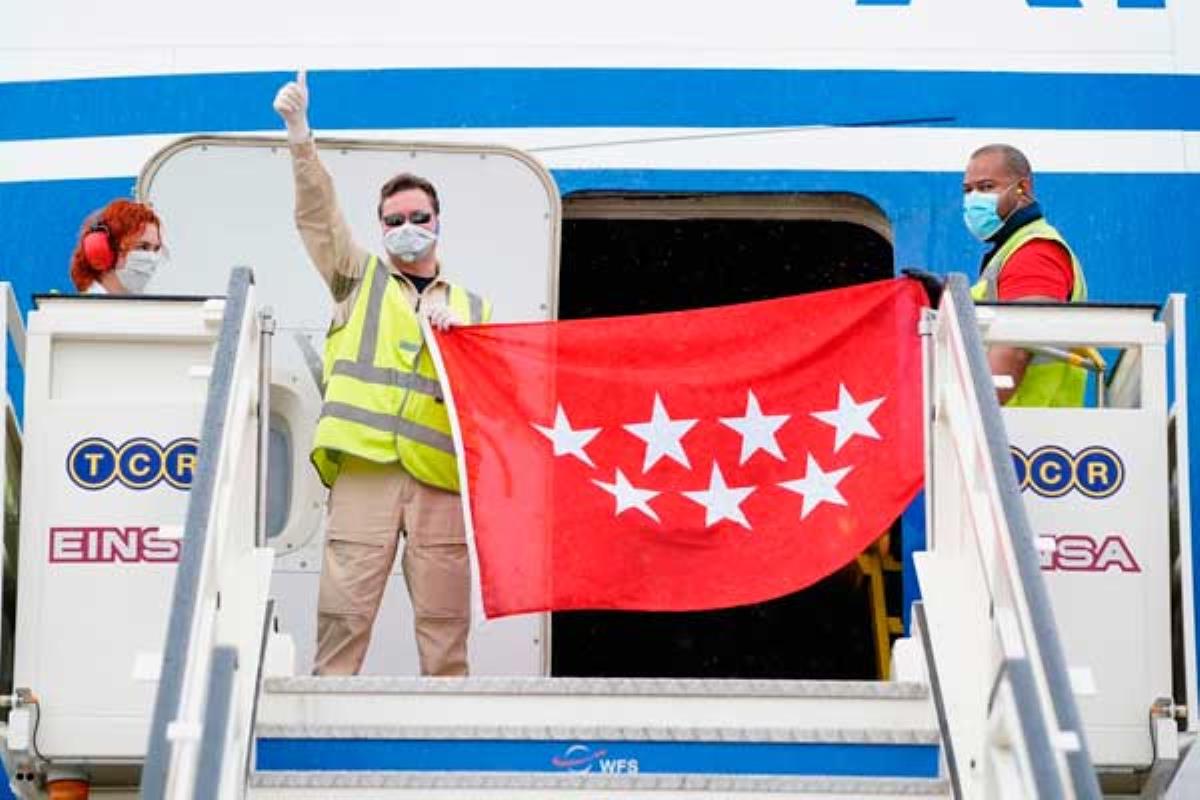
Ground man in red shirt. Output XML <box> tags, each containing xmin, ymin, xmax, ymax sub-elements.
<box><xmin>962</xmin><ymin>144</ymin><xmax>1086</xmax><ymax>406</ymax></box>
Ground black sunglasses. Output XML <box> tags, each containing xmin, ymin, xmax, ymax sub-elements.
<box><xmin>382</xmin><ymin>210</ymin><xmax>433</xmax><ymax>227</ymax></box>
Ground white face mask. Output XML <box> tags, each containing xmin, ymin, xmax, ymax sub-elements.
<box><xmin>383</xmin><ymin>223</ymin><xmax>438</xmax><ymax>263</ymax></box>
<box><xmin>115</xmin><ymin>250</ymin><xmax>163</xmax><ymax>294</ymax></box>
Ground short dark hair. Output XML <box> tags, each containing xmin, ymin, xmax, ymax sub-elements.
<box><xmin>970</xmin><ymin>144</ymin><xmax>1032</xmax><ymax>180</ymax></box>
<box><xmin>377</xmin><ymin>173</ymin><xmax>441</xmax><ymax>218</ymax></box>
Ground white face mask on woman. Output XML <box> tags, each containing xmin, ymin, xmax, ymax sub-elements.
<box><xmin>114</xmin><ymin>250</ymin><xmax>164</xmax><ymax>294</ymax></box>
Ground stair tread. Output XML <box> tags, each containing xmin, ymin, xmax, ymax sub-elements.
<box><xmin>256</xmin><ymin>723</ymin><xmax>940</xmax><ymax>744</ymax></box>
<box><xmin>262</xmin><ymin>676</ymin><xmax>930</xmax><ymax>699</ymax></box>
<box><xmin>249</xmin><ymin>770</ymin><xmax>951</xmax><ymax>795</ymax></box>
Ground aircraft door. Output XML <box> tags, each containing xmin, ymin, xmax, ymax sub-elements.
<box><xmin>138</xmin><ymin>136</ymin><xmax>560</xmax><ymax>676</ymax></box>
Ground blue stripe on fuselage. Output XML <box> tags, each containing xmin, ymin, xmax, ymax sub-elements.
<box><xmin>1</xmin><ymin>68</ymin><xmax>1199</xmax><ymax>141</ymax></box>
<box><xmin>2</xmin><ymin>169</ymin><xmax>1195</xmax><ymax>308</ymax></box>
<box><xmin>3</xmin><ymin>167</ymin><xmax>1200</xmax><ymax>704</ymax></box>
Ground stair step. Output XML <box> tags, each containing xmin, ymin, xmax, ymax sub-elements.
<box><xmin>247</xmin><ymin>771</ymin><xmax>953</xmax><ymax>799</ymax></box>
<box><xmin>256</xmin><ymin>723</ymin><xmax>940</xmax><ymax>744</ymax></box>
<box><xmin>257</xmin><ymin>676</ymin><xmax>936</xmax><ymax>734</ymax></box>
<box><xmin>255</xmin><ymin>677</ymin><xmax>941</xmax><ymax>784</ymax></box>
<box><xmin>261</xmin><ymin>676</ymin><xmax>932</xmax><ymax>699</ymax></box>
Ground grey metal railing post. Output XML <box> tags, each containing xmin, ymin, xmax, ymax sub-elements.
<box><xmin>255</xmin><ymin>308</ymin><xmax>275</xmax><ymax>548</ymax></box>
<box><xmin>191</xmin><ymin>646</ymin><xmax>238</xmax><ymax>800</ymax></box>
<box><xmin>140</xmin><ymin>268</ymin><xmax>253</xmax><ymax>800</ymax></box>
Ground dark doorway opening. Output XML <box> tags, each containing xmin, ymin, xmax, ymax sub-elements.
<box><xmin>551</xmin><ymin>193</ymin><xmax>899</xmax><ymax>680</ymax></box>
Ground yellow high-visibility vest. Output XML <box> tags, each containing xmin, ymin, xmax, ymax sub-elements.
<box><xmin>971</xmin><ymin>218</ymin><xmax>1088</xmax><ymax>408</ymax></box>
<box><xmin>311</xmin><ymin>256</ymin><xmax>491</xmax><ymax>491</ymax></box>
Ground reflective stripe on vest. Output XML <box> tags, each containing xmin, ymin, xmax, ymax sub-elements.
<box><xmin>310</xmin><ymin>256</ymin><xmax>491</xmax><ymax>490</ymax></box>
<box><xmin>970</xmin><ymin>219</ymin><xmax>1088</xmax><ymax>408</ymax></box>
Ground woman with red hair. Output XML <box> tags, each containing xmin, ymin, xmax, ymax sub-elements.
<box><xmin>69</xmin><ymin>199</ymin><xmax>166</xmax><ymax>294</ymax></box>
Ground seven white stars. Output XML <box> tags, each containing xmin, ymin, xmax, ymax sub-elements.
<box><xmin>532</xmin><ymin>403</ymin><xmax>602</xmax><ymax>467</ymax></box>
<box><xmin>779</xmin><ymin>454</ymin><xmax>853</xmax><ymax>519</ymax></box>
<box><xmin>535</xmin><ymin>386</ymin><xmax>884</xmax><ymax>530</ymax></box>
<box><xmin>682</xmin><ymin>463</ymin><xmax>757</xmax><ymax>529</ymax></box>
<box><xmin>811</xmin><ymin>383</ymin><xmax>884</xmax><ymax>452</ymax></box>
<box><xmin>720</xmin><ymin>389</ymin><xmax>790</xmax><ymax>464</ymax></box>
<box><xmin>624</xmin><ymin>393</ymin><xmax>699</xmax><ymax>472</ymax></box>
<box><xmin>593</xmin><ymin>468</ymin><xmax>662</xmax><ymax>523</ymax></box>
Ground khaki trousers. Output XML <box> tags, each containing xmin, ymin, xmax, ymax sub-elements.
<box><xmin>314</xmin><ymin>456</ymin><xmax>470</xmax><ymax>676</ymax></box>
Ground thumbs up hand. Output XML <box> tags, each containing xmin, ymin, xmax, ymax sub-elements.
<box><xmin>273</xmin><ymin>70</ymin><xmax>310</xmax><ymax>143</ymax></box>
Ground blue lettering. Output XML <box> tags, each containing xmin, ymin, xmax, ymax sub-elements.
<box><xmin>67</xmin><ymin>436</ymin><xmax>198</xmax><ymax>492</ymax></box>
<box><xmin>67</xmin><ymin>438</ymin><xmax>118</xmax><ymax>490</ymax></box>
<box><xmin>1011</xmin><ymin>447</ymin><xmax>1030</xmax><ymax>491</ymax></box>
<box><xmin>1028</xmin><ymin>446</ymin><xmax>1074</xmax><ymax>498</ymax></box>
<box><xmin>1011</xmin><ymin>444</ymin><xmax>1125</xmax><ymax>499</ymax></box>
<box><xmin>117</xmin><ymin>439</ymin><xmax>164</xmax><ymax>490</ymax></box>
<box><xmin>163</xmin><ymin>438</ymin><xmax>199</xmax><ymax>489</ymax></box>
<box><xmin>1074</xmin><ymin>446</ymin><xmax>1124</xmax><ymax>498</ymax></box>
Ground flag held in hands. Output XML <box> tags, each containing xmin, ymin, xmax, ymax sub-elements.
<box><xmin>430</xmin><ymin>278</ymin><xmax>928</xmax><ymax>619</ymax></box>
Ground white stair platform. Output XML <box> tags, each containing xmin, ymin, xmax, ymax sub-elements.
<box><xmin>248</xmin><ymin>771</ymin><xmax>952</xmax><ymax>798</ymax></box>
<box><xmin>251</xmin><ymin>676</ymin><xmax>944</xmax><ymax>793</ymax></box>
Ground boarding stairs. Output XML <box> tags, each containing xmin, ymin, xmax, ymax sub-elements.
<box><xmin>246</xmin><ymin>675</ymin><xmax>947</xmax><ymax>799</ymax></box>
<box><xmin>0</xmin><ymin>270</ymin><xmax>1196</xmax><ymax>798</ymax></box>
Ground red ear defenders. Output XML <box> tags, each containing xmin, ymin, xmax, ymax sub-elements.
<box><xmin>82</xmin><ymin>221</ymin><xmax>117</xmax><ymax>271</ymax></box>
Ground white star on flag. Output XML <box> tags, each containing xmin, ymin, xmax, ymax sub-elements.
<box><xmin>682</xmin><ymin>463</ymin><xmax>756</xmax><ymax>530</ymax></box>
<box><xmin>593</xmin><ymin>468</ymin><xmax>662</xmax><ymax>523</ymax></box>
<box><xmin>720</xmin><ymin>389</ymin><xmax>790</xmax><ymax>464</ymax></box>
<box><xmin>624</xmin><ymin>393</ymin><xmax>699</xmax><ymax>472</ymax></box>
<box><xmin>532</xmin><ymin>403</ymin><xmax>602</xmax><ymax>467</ymax></box>
<box><xmin>811</xmin><ymin>383</ymin><xmax>884</xmax><ymax>452</ymax></box>
<box><xmin>779</xmin><ymin>454</ymin><xmax>853</xmax><ymax>519</ymax></box>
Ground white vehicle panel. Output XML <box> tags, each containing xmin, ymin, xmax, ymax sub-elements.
<box><xmin>13</xmin><ymin>298</ymin><xmax>211</xmax><ymax>758</ymax></box>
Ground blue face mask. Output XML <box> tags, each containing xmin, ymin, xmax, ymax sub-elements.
<box><xmin>962</xmin><ymin>183</ymin><xmax>1020</xmax><ymax>242</ymax></box>
<box><xmin>962</xmin><ymin>191</ymin><xmax>1004</xmax><ymax>241</ymax></box>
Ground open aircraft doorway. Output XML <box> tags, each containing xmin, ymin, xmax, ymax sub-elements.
<box><xmin>552</xmin><ymin>192</ymin><xmax>900</xmax><ymax>680</ymax></box>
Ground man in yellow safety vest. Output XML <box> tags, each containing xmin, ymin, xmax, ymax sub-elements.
<box><xmin>274</xmin><ymin>71</ymin><xmax>490</xmax><ymax>676</ymax></box>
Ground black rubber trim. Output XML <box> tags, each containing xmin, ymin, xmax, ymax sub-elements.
<box><xmin>244</xmin><ymin>599</ymin><xmax>276</xmax><ymax>787</ymax></box>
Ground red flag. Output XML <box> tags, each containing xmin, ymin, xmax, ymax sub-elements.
<box><xmin>431</xmin><ymin>278</ymin><xmax>927</xmax><ymax>618</ymax></box>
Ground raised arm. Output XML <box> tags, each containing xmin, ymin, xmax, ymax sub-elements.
<box><xmin>273</xmin><ymin>70</ymin><xmax>368</xmax><ymax>300</ymax></box>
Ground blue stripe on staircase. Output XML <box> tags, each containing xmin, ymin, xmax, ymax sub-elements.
<box><xmin>255</xmin><ymin>738</ymin><xmax>940</xmax><ymax>778</ymax></box>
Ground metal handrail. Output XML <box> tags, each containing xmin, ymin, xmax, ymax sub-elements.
<box><xmin>947</xmin><ymin>276</ymin><xmax>1100</xmax><ymax>796</ymax></box>
<box><xmin>1</xmin><ymin>283</ymin><xmax>26</xmax><ymax>375</ymax></box>
<box><xmin>141</xmin><ymin>268</ymin><xmax>268</xmax><ymax>799</ymax></box>
<box><xmin>926</xmin><ymin>275</ymin><xmax>1102</xmax><ymax>798</ymax></box>
<box><xmin>191</xmin><ymin>646</ymin><xmax>238</xmax><ymax>798</ymax></box>
<box><xmin>1027</xmin><ymin>344</ymin><xmax>1108</xmax><ymax>407</ymax></box>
